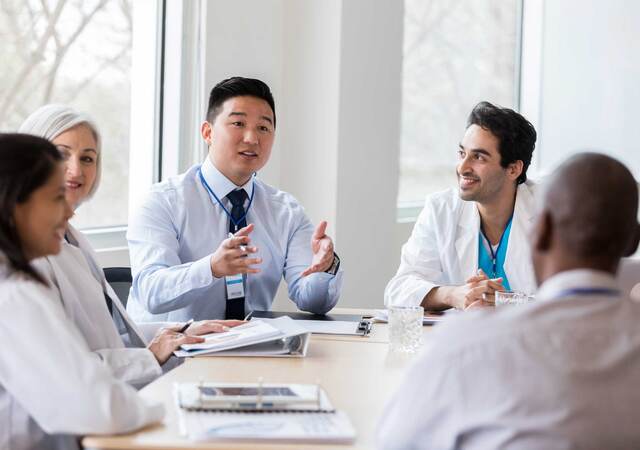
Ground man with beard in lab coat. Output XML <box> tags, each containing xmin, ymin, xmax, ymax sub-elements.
<box><xmin>379</xmin><ymin>153</ymin><xmax>640</xmax><ymax>448</ymax></box>
<box><xmin>385</xmin><ymin>102</ymin><xmax>538</xmax><ymax>310</ymax></box>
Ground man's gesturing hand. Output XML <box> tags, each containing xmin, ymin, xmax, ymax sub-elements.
<box><xmin>210</xmin><ymin>224</ymin><xmax>262</xmax><ymax>278</ymax></box>
<box><xmin>302</xmin><ymin>221</ymin><xmax>335</xmax><ymax>277</ymax></box>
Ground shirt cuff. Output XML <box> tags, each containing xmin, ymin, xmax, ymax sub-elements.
<box><xmin>191</xmin><ymin>253</ymin><xmax>216</xmax><ymax>284</ymax></box>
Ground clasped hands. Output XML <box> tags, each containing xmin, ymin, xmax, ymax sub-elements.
<box><xmin>451</xmin><ymin>269</ymin><xmax>503</xmax><ymax>310</ymax></box>
<box><xmin>209</xmin><ymin>221</ymin><xmax>335</xmax><ymax>278</ymax></box>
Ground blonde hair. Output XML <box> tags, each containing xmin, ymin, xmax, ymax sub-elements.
<box><xmin>19</xmin><ymin>104</ymin><xmax>102</xmax><ymax>202</ymax></box>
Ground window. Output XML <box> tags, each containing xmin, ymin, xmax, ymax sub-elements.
<box><xmin>398</xmin><ymin>0</ymin><xmax>522</xmax><ymax>220</ymax></box>
<box><xmin>0</xmin><ymin>0</ymin><xmax>163</xmax><ymax>233</ymax></box>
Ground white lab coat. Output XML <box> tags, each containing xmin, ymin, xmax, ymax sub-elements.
<box><xmin>32</xmin><ymin>225</ymin><xmax>170</xmax><ymax>387</ymax></box>
<box><xmin>385</xmin><ymin>181</ymin><xmax>538</xmax><ymax>307</ymax></box>
<box><xmin>0</xmin><ymin>259</ymin><xmax>164</xmax><ymax>450</ymax></box>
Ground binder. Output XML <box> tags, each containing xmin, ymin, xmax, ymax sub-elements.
<box><xmin>251</xmin><ymin>310</ymin><xmax>373</xmax><ymax>336</ymax></box>
<box><xmin>173</xmin><ymin>316</ymin><xmax>311</xmax><ymax>358</ymax></box>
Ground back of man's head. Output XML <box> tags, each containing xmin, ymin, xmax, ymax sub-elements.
<box><xmin>467</xmin><ymin>101</ymin><xmax>537</xmax><ymax>184</ymax></box>
<box><xmin>206</xmin><ymin>77</ymin><xmax>276</xmax><ymax>127</ymax></box>
<box><xmin>534</xmin><ymin>152</ymin><xmax>640</xmax><ymax>281</ymax></box>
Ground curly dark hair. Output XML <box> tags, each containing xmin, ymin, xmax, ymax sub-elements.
<box><xmin>467</xmin><ymin>101</ymin><xmax>537</xmax><ymax>184</ymax></box>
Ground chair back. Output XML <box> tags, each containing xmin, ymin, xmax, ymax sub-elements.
<box><xmin>103</xmin><ymin>267</ymin><xmax>132</xmax><ymax>308</ymax></box>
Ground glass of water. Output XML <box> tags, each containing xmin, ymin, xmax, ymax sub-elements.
<box><xmin>388</xmin><ymin>305</ymin><xmax>424</xmax><ymax>353</ymax></box>
<box><xmin>495</xmin><ymin>291</ymin><xmax>535</xmax><ymax>306</ymax></box>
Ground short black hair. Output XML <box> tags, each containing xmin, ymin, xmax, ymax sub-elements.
<box><xmin>206</xmin><ymin>77</ymin><xmax>276</xmax><ymax>127</ymax></box>
<box><xmin>0</xmin><ymin>133</ymin><xmax>63</xmax><ymax>285</ymax></box>
<box><xmin>467</xmin><ymin>101</ymin><xmax>537</xmax><ymax>184</ymax></box>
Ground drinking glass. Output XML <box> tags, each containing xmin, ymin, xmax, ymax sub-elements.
<box><xmin>495</xmin><ymin>291</ymin><xmax>535</xmax><ymax>306</ymax></box>
<box><xmin>388</xmin><ymin>305</ymin><xmax>424</xmax><ymax>353</ymax></box>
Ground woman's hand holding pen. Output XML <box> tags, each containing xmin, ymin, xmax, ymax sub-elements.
<box><xmin>147</xmin><ymin>320</ymin><xmax>245</xmax><ymax>364</ymax></box>
<box><xmin>147</xmin><ymin>327</ymin><xmax>204</xmax><ymax>365</ymax></box>
<box><xmin>209</xmin><ymin>224</ymin><xmax>262</xmax><ymax>278</ymax></box>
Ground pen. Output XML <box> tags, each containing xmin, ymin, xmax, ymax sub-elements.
<box><xmin>228</xmin><ymin>232</ymin><xmax>247</xmax><ymax>252</ymax></box>
<box><xmin>178</xmin><ymin>318</ymin><xmax>194</xmax><ymax>334</ymax></box>
<box><xmin>244</xmin><ymin>311</ymin><xmax>253</xmax><ymax>321</ymax></box>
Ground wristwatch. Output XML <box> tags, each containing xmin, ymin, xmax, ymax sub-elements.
<box><xmin>324</xmin><ymin>253</ymin><xmax>341</xmax><ymax>276</ymax></box>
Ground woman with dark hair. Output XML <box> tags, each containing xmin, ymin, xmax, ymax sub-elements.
<box><xmin>0</xmin><ymin>133</ymin><xmax>163</xmax><ymax>450</ymax></box>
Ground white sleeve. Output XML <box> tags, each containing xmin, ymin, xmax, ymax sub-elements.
<box><xmin>32</xmin><ymin>256</ymin><xmax>163</xmax><ymax>387</ymax></box>
<box><xmin>377</xmin><ymin>339</ymin><xmax>457</xmax><ymax>449</ymax></box>
<box><xmin>127</xmin><ymin>190</ymin><xmax>220</xmax><ymax>315</ymax></box>
<box><xmin>94</xmin><ymin>348</ymin><xmax>162</xmax><ymax>388</ymax></box>
<box><xmin>0</xmin><ymin>280</ymin><xmax>164</xmax><ymax>435</ymax></box>
<box><xmin>384</xmin><ymin>196</ymin><xmax>445</xmax><ymax>307</ymax></box>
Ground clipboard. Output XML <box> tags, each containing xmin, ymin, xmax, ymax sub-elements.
<box><xmin>251</xmin><ymin>310</ymin><xmax>372</xmax><ymax>336</ymax></box>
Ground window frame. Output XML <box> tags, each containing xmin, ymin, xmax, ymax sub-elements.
<box><xmin>86</xmin><ymin>0</ymin><xmax>207</xmax><ymax>254</ymax></box>
<box><xmin>396</xmin><ymin>0</ymin><xmax>525</xmax><ymax>223</ymax></box>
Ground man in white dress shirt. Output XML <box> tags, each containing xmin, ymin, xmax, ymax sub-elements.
<box><xmin>127</xmin><ymin>77</ymin><xmax>342</xmax><ymax>322</ymax></box>
<box><xmin>385</xmin><ymin>102</ymin><xmax>538</xmax><ymax>310</ymax></box>
<box><xmin>379</xmin><ymin>153</ymin><xmax>640</xmax><ymax>449</ymax></box>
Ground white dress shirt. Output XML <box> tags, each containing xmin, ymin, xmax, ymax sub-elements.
<box><xmin>0</xmin><ymin>258</ymin><xmax>163</xmax><ymax>450</ymax></box>
<box><xmin>32</xmin><ymin>225</ymin><xmax>163</xmax><ymax>387</ymax></box>
<box><xmin>379</xmin><ymin>269</ymin><xmax>640</xmax><ymax>449</ymax></box>
<box><xmin>127</xmin><ymin>157</ymin><xmax>343</xmax><ymax>322</ymax></box>
<box><xmin>385</xmin><ymin>181</ymin><xmax>538</xmax><ymax>307</ymax></box>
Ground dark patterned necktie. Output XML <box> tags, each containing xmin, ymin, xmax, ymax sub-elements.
<box><xmin>225</xmin><ymin>189</ymin><xmax>248</xmax><ymax>319</ymax></box>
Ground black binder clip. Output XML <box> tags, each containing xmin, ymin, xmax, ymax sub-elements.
<box><xmin>357</xmin><ymin>320</ymin><xmax>372</xmax><ymax>336</ymax></box>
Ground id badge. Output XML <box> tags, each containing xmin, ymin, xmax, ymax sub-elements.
<box><xmin>225</xmin><ymin>273</ymin><xmax>245</xmax><ymax>300</ymax></box>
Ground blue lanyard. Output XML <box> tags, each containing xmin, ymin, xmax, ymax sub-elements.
<box><xmin>480</xmin><ymin>216</ymin><xmax>513</xmax><ymax>278</ymax></box>
<box><xmin>555</xmin><ymin>287</ymin><xmax>620</xmax><ymax>299</ymax></box>
<box><xmin>197</xmin><ymin>166</ymin><xmax>255</xmax><ymax>231</ymax></box>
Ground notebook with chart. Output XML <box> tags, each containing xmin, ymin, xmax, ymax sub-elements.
<box><xmin>174</xmin><ymin>382</ymin><xmax>356</xmax><ymax>444</ymax></box>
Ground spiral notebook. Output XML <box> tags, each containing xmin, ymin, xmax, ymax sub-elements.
<box><xmin>175</xmin><ymin>382</ymin><xmax>356</xmax><ymax>444</ymax></box>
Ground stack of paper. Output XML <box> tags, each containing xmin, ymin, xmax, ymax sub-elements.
<box><xmin>178</xmin><ymin>410</ymin><xmax>356</xmax><ymax>444</ymax></box>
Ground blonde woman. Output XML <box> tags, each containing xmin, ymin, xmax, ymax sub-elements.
<box><xmin>20</xmin><ymin>105</ymin><xmax>242</xmax><ymax>386</ymax></box>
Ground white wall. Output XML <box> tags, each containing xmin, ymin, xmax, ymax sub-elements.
<box><xmin>334</xmin><ymin>0</ymin><xmax>404</xmax><ymax>307</ymax></box>
<box><xmin>199</xmin><ymin>0</ymin><xmax>404</xmax><ymax>310</ymax></box>
<box><xmin>279</xmin><ymin>0</ymin><xmax>342</xmax><ymax>228</ymax></box>
<box><xmin>202</xmin><ymin>0</ymin><xmax>285</xmax><ymax>186</ymax></box>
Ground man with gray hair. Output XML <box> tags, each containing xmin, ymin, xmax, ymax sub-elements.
<box><xmin>379</xmin><ymin>153</ymin><xmax>640</xmax><ymax>449</ymax></box>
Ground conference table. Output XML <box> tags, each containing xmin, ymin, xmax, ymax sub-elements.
<box><xmin>82</xmin><ymin>308</ymin><xmax>434</xmax><ymax>449</ymax></box>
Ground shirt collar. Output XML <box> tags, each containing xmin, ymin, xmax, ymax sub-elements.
<box><xmin>536</xmin><ymin>269</ymin><xmax>619</xmax><ymax>301</ymax></box>
<box><xmin>201</xmin><ymin>156</ymin><xmax>254</xmax><ymax>200</ymax></box>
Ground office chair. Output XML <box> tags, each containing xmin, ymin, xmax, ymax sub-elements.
<box><xmin>103</xmin><ymin>267</ymin><xmax>132</xmax><ymax>308</ymax></box>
